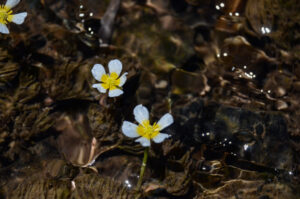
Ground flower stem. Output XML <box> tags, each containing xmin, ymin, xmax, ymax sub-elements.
<box><xmin>136</xmin><ymin>147</ymin><xmax>149</xmax><ymax>190</ymax></box>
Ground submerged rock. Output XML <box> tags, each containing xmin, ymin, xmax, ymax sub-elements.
<box><xmin>3</xmin><ymin>173</ymin><xmax>135</xmax><ymax>199</ymax></box>
<box><xmin>172</xmin><ymin>97</ymin><xmax>293</xmax><ymax>170</ymax></box>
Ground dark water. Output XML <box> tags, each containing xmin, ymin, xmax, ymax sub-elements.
<box><xmin>0</xmin><ymin>0</ymin><xmax>300</xmax><ymax>198</ymax></box>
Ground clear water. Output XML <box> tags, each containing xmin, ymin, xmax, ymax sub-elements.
<box><xmin>0</xmin><ymin>0</ymin><xmax>299</xmax><ymax>198</ymax></box>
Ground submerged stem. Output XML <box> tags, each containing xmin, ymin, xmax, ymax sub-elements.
<box><xmin>136</xmin><ymin>147</ymin><xmax>149</xmax><ymax>190</ymax></box>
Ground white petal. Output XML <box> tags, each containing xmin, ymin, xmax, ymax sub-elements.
<box><xmin>5</xmin><ymin>0</ymin><xmax>20</xmax><ymax>8</ymax></box>
<box><xmin>133</xmin><ymin>104</ymin><xmax>149</xmax><ymax>125</ymax></box>
<box><xmin>121</xmin><ymin>121</ymin><xmax>139</xmax><ymax>138</ymax></box>
<box><xmin>11</xmin><ymin>12</ymin><xmax>27</xmax><ymax>24</ymax></box>
<box><xmin>157</xmin><ymin>113</ymin><xmax>173</xmax><ymax>130</ymax></box>
<box><xmin>135</xmin><ymin>137</ymin><xmax>150</xmax><ymax>147</ymax></box>
<box><xmin>108</xmin><ymin>59</ymin><xmax>122</xmax><ymax>76</ymax></box>
<box><xmin>118</xmin><ymin>72</ymin><xmax>128</xmax><ymax>87</ymax></box>
<box><xmin>152</xmin><ymin>133</ymin><xmax>171</xmax><ymax>143</ymax></box>
<box><xmin>108</xmin><ymin>89</ymin><xmax>123</xmax><ymax>97</ymax></box>
<box><xmin>0</xmin><ymin>24</ymin><xmax>9</xmax><ymax>34</ymax></box>
<box><xmin>91</xmin><ymin>64</ymin><xmax>106</xmax><ymax>81</ymax></box>
<box><xmin>92</xmin><ymin>83</ymin><xmax>106</xmax><ymax>93</ymax></box>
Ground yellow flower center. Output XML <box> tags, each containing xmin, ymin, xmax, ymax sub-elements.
<box><xmin>137</xmin><ymin>120</ymin><xmax>161</xmax><ymax>139</ymax></box>
<box><xmin>100</xmin><ymin>72</ymin><xmax>120</xmax><ymax>90</ymax></box>
<box><xmin>0</xmin><ymin>5</ymin><xmax>13</xmax><ymax>24</ymax></box>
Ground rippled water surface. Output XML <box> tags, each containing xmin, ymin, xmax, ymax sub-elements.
<box><xmin>0</xmin><ymin>0</ymin><xmax>300</xmax><ymax>198</ymax></box>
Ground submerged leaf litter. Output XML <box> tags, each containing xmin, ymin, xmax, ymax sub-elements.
<box><xmin>0</xmin><ymin>0</ymin><xmax>300</xmax><ymax>198</ymax></box>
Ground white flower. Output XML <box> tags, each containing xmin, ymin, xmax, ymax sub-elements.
<box><xmin>91</xmin><ymin>59</ymin><xmax>128</xmax><ymax>97</ymax></box>
<box><xmin>121</xmin><ymin>104</ymin><xmax>174</xmax><ymax>147</ymax></box>
<box><xmin>0</xmin><ymin>0</ymin><xmax>27</xmax><ymax>34</ymax></box>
